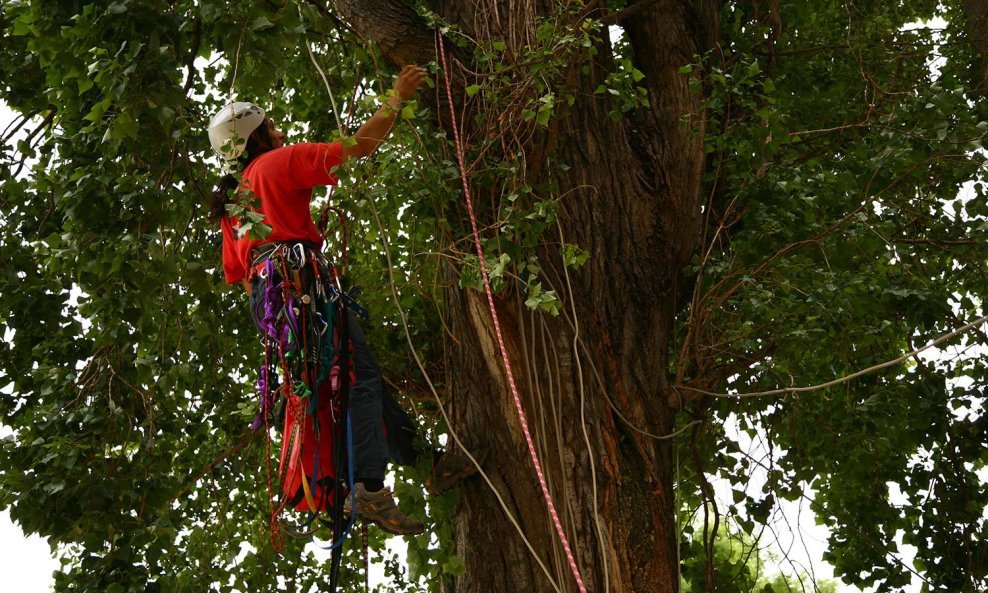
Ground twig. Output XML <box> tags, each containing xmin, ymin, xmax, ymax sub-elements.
<box><xmin>11</xmin><ymin>109</ymin><xmax>56</xmax><ymax>178</ymax></box>
<box><xmin>172</xmin><ymin>429</ymin><xmax>262</xmax><ymax>502</ymax></box>
<box><xmin>182</xmin><ymin>19</ymin><xmax>202</xmax><ymax>92</ymax></box>
<box><xmin>1</xmin><ymin>109</ymin><xmax>40</xmax><ymax>144</ymax></box>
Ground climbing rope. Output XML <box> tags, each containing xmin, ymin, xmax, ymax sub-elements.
<box><xmin>436</xmin><ymin>29</ymin><xmax>589</xmax><ymax>593</ymax></box>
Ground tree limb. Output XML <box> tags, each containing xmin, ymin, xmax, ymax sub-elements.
<box><xmin>331</xmin><ymin>0</ymin><xmax>437</xmax><ymax>66</ymax></box>
<box><xmin>601</xmin><ymin>0</ymin><xmax>661</xmax><ymax>25</ymax></box>
<box><xmin>1</xmin><ymin>109</ymin><xmax>40</xmax><ymax>144</ymax></box>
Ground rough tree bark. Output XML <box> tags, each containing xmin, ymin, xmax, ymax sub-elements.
<box><xmin>334</xmin><ymin>1</ymin><xmax>719</xmax><ymax>591</ymax></box>
<box><xmin>963</xmin><ymin>0</ymin><xmax>988</xmax><ymax>93</ymax></box>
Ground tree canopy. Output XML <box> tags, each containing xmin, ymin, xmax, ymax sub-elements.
<box><xmin>1</xmin><ymin>1</ymin><xmax>986</xmax><ymax>592</ymax></box>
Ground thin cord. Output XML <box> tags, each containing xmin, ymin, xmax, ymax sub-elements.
<box><xmin>678</xmin><ymin>314</ymin><xmax>988</xmax><ymax>398</ymax></box>
<box><xmin>437</xmin><ymin>29</ymin><xmax>588</xmax><ymax>593</ymax></box>
<box><xmin>674</xmin><ymin>428</ymin><xmax>683</xmax><ymax>590</ymax></box>
<box><xmin>568</xmin><ymin>319</ymin><xmax>704</xmax><ymax>442</ymax></box>
<box><xmin>302</xmin><ymin>23</ymin><xmax>345</xmax><ymax>136</ymax></box>
<box><xmin>301</xmin><ymin>11</ymin><xmax>345</xmax><ymax>234</ymax></box>
<box><xmin>558</xmin><ymin>220</ymin><xmax>608</xmax><ymax>593</ymax></box>
<box><xmin>228</xmin><ymin>20</ymin><xmax>249</xmax><ymax>99</ymax></box>
<box><xmin>365</xmin><ymin>197</ymin><xmax>562</xmax><ymax>593</ymax></box>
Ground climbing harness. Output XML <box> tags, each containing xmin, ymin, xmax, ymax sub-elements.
<box><xmin>436</xmin><ymin>29</ymin><xmax>589</xmax><ymax>593</ymax></box>
<box><xmin>248</xmin><ymin>240</ymin><xmax>358</xmax><ymax>574</ymax></box>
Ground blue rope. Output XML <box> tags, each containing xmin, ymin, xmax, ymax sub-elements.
<box><xmin>318</xmin><ymin>411</ymin><xmax>355</xmax><ymax>550</ymax></box>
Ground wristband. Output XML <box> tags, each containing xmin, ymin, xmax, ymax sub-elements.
<box><xmin>380</xmin><ymin>93</ymin><xmax>403</xmax><ymax>115</ymax></box>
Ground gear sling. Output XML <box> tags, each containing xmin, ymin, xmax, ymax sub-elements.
<box><xmin>248</xmin><ymin>241</ymin><xmax>354</xmax><ymax>584</ymax></box>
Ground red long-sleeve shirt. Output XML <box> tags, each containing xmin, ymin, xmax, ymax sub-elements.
<box><xmin>221</xmin><ymin>142</ymin><xmax>344</xmax><ymax>284</ymax></box>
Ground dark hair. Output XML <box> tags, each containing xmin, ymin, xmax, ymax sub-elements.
<box><xmin>207</xmin><ymin>119</ymin><xmax>275</xmax><ymax>222</ymax></box>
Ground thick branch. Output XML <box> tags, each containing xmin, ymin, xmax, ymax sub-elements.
<box><xmin>602</xmin><ymin>0</ymin><xmax>660</xmax><ymax>24</ymax></box>
<box><xmin>331</xmin><ymin>0</ymin><xmax>436</xmax><ymax>66</ymax></box>
<box><xmin>330</xmin><ymin>0</ymin><xmax>469</xmax><ymax>133</ymax></box>
<box><xmin>621</xmin><ymin>0</ymin><xmax>720</xmax><ymax>269</ymax></box>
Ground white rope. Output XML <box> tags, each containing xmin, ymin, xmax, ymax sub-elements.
<box><xmin>228</xmin><ymin>20</ymin><xmax>249</xmax><ymax>100</ymax></box>
<box><xmin>558</xmin><ymin>221</ymin><xmax>609</xmax><ymax>593</ymax></box>
<box><xmin>679</xmin><ymin>315</ymin><xmax>988</xmax><ymax>399</ymax></box>
<box><xmin>303</xmin><ymin>34</ymin><xmax>345</xmax><ymax>136</ymax></box>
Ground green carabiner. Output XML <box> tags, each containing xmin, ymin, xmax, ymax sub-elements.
<box><xmin>294</xmin><ymin>380</ymin><xmax>312</xmax><ymax>399</ymax></box>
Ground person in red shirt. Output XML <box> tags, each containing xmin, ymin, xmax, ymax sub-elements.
<box><xmin>208</xmin><ymin>66</ymin><xmax>425</xmax><ymax>290</ymax></box>
<box><xmin>207</xmin><ymin>66</ymin><xmax>475</xmax><ymax>536</ymax></box>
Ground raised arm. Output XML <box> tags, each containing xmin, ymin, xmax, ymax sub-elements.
<box><xmin>341</xmin><ymin>65</ymin><xmax>427</xmax><ymax>161</ymax></box>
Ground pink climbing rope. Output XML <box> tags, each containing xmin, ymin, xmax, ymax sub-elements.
<box><xmin>436</xmin><ymin>30</ymin><xmax>589</xmax><ymax>593</ymax></box>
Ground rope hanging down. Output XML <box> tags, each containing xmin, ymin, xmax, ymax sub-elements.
<box><xmin>436</xmin><ymin>30</ymin><xmax>589</xmax><ymax>593</ymax></box>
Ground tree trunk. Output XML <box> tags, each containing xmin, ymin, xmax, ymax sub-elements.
<box><xmin>963</xmin><ymin>0</ymin><xmax>988</xmax><ymax>93</ymax></box>
<box><xmin>333</xmin><ymin>1</ymin><xmax>718</xmax><ymax>591</ymax></box>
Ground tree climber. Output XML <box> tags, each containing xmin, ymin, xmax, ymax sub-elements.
<box><xmin>206</xmin><ymin>65</ymin><xmax>475</xmax><ymax>537</ymax></box>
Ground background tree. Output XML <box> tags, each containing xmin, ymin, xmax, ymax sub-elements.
<box><xmin>1</xmin><ymin>1</ymin><xmax>986</xmax><ymax>593</ymax></box>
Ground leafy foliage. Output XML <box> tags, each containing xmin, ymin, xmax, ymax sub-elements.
<box><xmin>0</xmin><ymin>0</ymin><xmax>986</xmax><ymax>592</ymax></box>
<box><xmin>674</xmin><ymin>3</ymin><xmax>988</xmax><ymax>591</ymax></box>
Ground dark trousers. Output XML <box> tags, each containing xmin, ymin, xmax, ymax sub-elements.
<box><xmin>346</xmin><ymin>309</ymin><xmax>421</xmax><ymax>481</ymax></box>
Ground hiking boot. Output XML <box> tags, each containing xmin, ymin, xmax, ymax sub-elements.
<box><xmin>344</xmin><ymin>483</ymin><xmax>425</xmax><ymax>536</ymax></box>
<box><xmin>425</xmin><ymin>449</ymin><xmax>487</xmax><ymax>495</ymax></box>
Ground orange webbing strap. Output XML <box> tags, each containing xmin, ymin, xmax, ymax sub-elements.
<box><xmin>300</xmin><ymin>458</ymin><xmax>320</xmax><ymax>514</ymax></box>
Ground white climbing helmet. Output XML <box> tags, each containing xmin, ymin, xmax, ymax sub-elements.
<box><xmin>207</xmin><ymin>102</ymin><xmax>266</xmax><ymax>160</ymax></box>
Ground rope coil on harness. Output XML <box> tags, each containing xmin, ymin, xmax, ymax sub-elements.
<box><xmin>436</xmin><ymin>29</ymin><xmax>589</xmax><ymax>593</ymax></box>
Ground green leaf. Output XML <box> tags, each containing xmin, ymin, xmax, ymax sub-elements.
<box><xmin>251</xmin><ymin>16</ymin><xmax>275</xmax><ymax>31</ymax></box>
<box><xmin>442</xmin><ymin>555</ymin><xmax>466</xmax><ymax>576</ymax></box>
<box><xmin>12</xmin><ymin>14</ymin><xmax>33</xmax><ymax>36</ymax></box>
<box><xmin>249</xmin><ymin>223</ymin><xmax>272</xmax><ymax>240</ymax></box>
